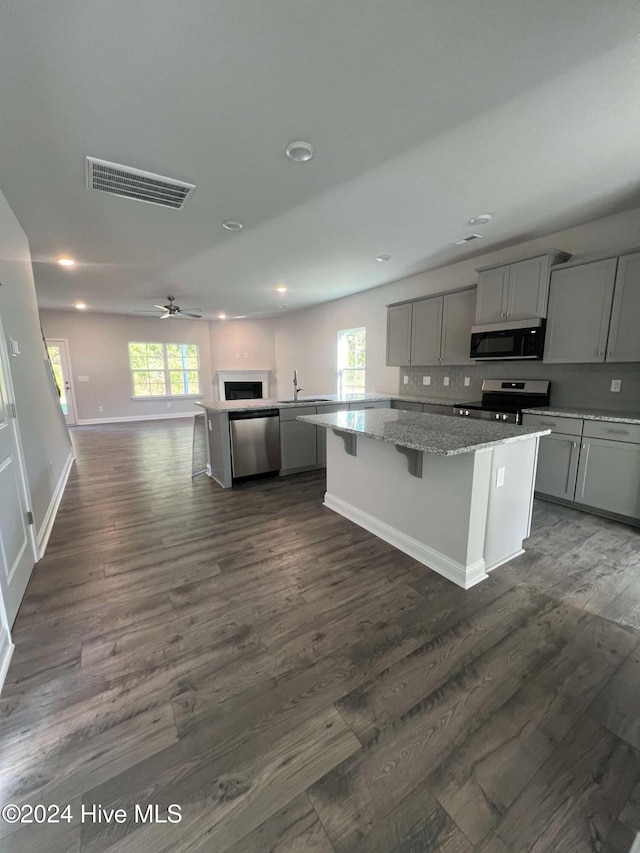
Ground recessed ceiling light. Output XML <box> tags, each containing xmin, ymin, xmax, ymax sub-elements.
<box><xmin>284</xmin><ymin>141</ymin><xmax>314</xmax><ymax>162</ymax></box>
<box><xmin>75</xmin><ymin>302</ymin><xmax>86</xmax><ymax>310</ymax></box>
<box><xmin>468</xmin><ymin>213</ymin><xmax>493</xmax><ymax>226</ymax></box>
<box><xmin>454</xmin><ymin>234</ymin><xmax>483</xmax><ymax>245</ymax></box>
<box><xmin>222</xmin><ymin>220</ymin><xmax>243</xmax><ymax>231</ymax></box>
<box><xmin>375</xmin><ymin>254</ymin><xmax>391</xmax><ymax>262</ymax></box>
<box><xmin>58</xmin><ymin>257</ymin><xmax>75</xmax><ymax>267</ymax></box>
<box><xmin>276</xmin><ymin>286</ymin><xmax>287</xmax><ymax>293</ymax></box>
<box><xmin>218</xmin><ymin>313</ymin><xmax>227</xmax><ymax>319</ymax></box>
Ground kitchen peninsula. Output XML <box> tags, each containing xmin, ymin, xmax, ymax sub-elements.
<box><xmin>299</xmin><ymin>409</ymin><xmax>550</xmax><ymax>588</ymax></box>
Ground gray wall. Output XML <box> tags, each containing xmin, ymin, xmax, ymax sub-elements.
<box><xmin>0</xmin><ymin>190</ymin><xmax>72</xmax><ymax>534</ymax></box>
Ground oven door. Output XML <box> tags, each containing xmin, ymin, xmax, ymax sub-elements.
<box><xmin>470</xmin><ymin>320</ymin><xmax>545</xmax><ymax>360</ymax></box>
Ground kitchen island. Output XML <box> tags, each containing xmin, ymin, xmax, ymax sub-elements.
<box><xmin>298</xmin><ymin>409</ymin><xmax>550</xmax><ymax>589</ymax></box>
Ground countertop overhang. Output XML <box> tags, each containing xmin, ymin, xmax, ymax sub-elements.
<box><xmin>299</xmin><ymin>409</ymin><xmax>550</xmax><ymax>456</ymax></box>
<box><xmin>522</xmin><ymin>406</ymin><xmax>640</xmax><ymax>425</ymax></box>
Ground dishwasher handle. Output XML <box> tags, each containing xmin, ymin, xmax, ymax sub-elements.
<box><xmin>228</xmin><ymin>409</ymin><xmax>279</xmax><ymax>420</ymax></box>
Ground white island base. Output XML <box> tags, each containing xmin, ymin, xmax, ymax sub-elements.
<box><xmin>322</xmin><ymin>428</ymin><xmax>539</xmax><ymax>589</ymax></box>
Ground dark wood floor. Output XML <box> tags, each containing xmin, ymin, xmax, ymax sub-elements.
<box><xmin>1</xmin><ymin>418</ymin><xmax>640</xmax><ymax>852</ymax></box>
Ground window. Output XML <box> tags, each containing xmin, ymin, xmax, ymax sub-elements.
<box><xmin>128</xmin><ymin>342</ymin><xmax>200</xmax><ymax>397</ymax></box>
<box><xmin>337</xmin><ymin>327</ymin><xmax>366</xmax><ymax>397</ymax></box>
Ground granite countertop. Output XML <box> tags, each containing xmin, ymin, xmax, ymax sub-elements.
<box><xmin>195</xmin><ymin>393</ymin><xmax>390</xmax><ymax>413</ymax></box>
<box><xmin>299</xmin><ymin>409</ymin><xmax>550</xmax><ymax>457</ymax></box>
<box><xmin>522</xmin><ymin>406</ymin><xmax>640</xmax><ymax>425</ymax></box>
<box><xmin>196</xmin><ymin>391</ymin><xmax>471</xmax><ymax>414</ymax></box>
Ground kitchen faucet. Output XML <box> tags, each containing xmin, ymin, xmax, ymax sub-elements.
<box><xmin>293</xmin><ymin>369</ymin><xmax>304</xmax><ymax>401</ymax></box>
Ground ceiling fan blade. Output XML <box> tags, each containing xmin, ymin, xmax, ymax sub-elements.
<box><xmin>135</xmin><ymin>309</ymin><xmax>163</xmax><ymax>313</ymax></box>
<box><xmin>160</xmin><ymin>312</ymin><xmax>172</xmax><ymax>319</ymax></box>
<box><xmin>181</xmin><ymin>311</ymin><xmax>203</xmax><ymax>318</ymax></box>
<box><xmin>154</xmin><ymin>304</ymin><xmax>168</xmax><ymax>311</ymax></box>
<box><xmin>181</xmin><ymin>307</ymin><xmax>203</xmax><ymax>313</ymax></box>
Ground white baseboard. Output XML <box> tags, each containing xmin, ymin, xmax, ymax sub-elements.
<box><xmin>37</xmin><ymin>450</ymin><xmax>75</xmax><ymax>558</ymax></box>
<box><xmin>76</xmin><ymin>412</ymin><xmax>197</xmax><ymax>425</ymax></box>
<box><xmin>0</xmin><ymin>628</ymin><xmax>15</xmax><ymax>696</ymax></box>
<box><xmin>323</xmin><ymin>492</ymin><xmax>488</xmax><ymax>590</ymax></box>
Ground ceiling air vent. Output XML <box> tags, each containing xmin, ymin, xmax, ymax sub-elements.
<box><xmin>85</xmin><ymin>157</ymin><xmax>196</xmax><ymax>210</ymax></box>
<box><xmin>454</xmin><ymin>234</ymin><xmax>483</xmax><ymax>245</ymax></box>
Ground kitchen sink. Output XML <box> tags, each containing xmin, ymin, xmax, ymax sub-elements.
<box><xmin>277</xmin><ymin>397</ymin><xmax>333</xmax><ymax>403</ymax></box>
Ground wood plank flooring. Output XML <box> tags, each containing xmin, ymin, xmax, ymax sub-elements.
<box><xmin>1</xmin><ymin>418</ymin><xmax>640</xmax><ymax>852</ymax></box>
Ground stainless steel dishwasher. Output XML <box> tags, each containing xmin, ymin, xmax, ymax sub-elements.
<box><xmin>229</xmin><ymin>409</ymin><xmax>281</xmax><ymax>479</ymax></box>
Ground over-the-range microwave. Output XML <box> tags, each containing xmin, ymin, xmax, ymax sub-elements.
<box><xmin>469</xmin><ymin>317</ymin><xmax>545</xmax><ymax>360</ymax></box>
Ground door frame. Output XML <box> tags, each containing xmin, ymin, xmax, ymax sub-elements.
<box><xmin>0</xmin><ymin>314</ymin><xmax>39</xmax><ymax>619</ymax></box>
<box><xmin>46</xmin><ymin>337</ymin><xmax>78</xmax><ymax>426</ymax></box>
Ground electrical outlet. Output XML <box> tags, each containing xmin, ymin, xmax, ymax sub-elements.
<box><xmin>443</xmin><ymin>377</ymin><xmax>450</xmax><ymax>387</ymax></box>
<box><xmin>464</xmin><ymin>377</ymin><xmax>471</xmax><ymax>387</ymax></box>
<box><xmin>611</xmin><ymin>379</ymin><xmax>621</xmax><ymax>392</ymax></box>
<box><xmin>167</xmin><ymin>402</ymin><xmax>172</xmax><ymax>408</ymax></box>
<box><xmin>403</xmin><ymin>375</ymin><xmax>409</xmax><ymax>385</ymax></box>
<box><xmin>496</xmin><ymin>467</ymin><xmax>505</xmax><ymax>488</ymax></box>
<box><xmin>98</xmin><ymin>406</ymin><xmax>103</xmax><ymax>412</ymax></box>
<box><xmin>423</xmin><ymin>376</ymin><xmax>431</xmax><ymax>386</ymax></box>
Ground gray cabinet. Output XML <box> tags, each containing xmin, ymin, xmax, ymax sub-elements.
<box><xmin>386</xmin><ymin>303</ymin><xmax>412</xmax><ymax>366</ymax></box>
<box><xmin>316</xmin><ymin>403</ymin><xmax>345</xmax><ymax>467</ymax></box>
<box><xmin>391</xmin><ymin>400</ymin><xmax>422</xmax><ymax>411</ymax></box>
<box><xmin>349</xmin><ymin>400</ymin><xmax>390</xmax><ymax>410</ymax></box>
<box><xmin>475</xmin><ymin>251</ymin><xmax>570</xmax><ymax>324</ymax></box>
<box><xmin>410</xmin><ymin>297</ymin><xmax>442</xmax><ymax>366</ymax></box>
<box><xmin>440</xmin><ymin>288</ymin><xmax>476</xmax><ymax>365</ymax></box>
<box><xmin>576</xmin><ymin>437</ymin><xmax>640</xmax><ymax>519</ymax></box>
<box><xmin>607</xmin><ymin>251</ymin><xmax>640</xmax><ymax>362</ymax></box>
<box><xmin>387</xmin><ymin>287</ymin><xmax>476</xmax><ymax>367</ymax></box>
<box><xmin>535</xmin><ymin>434</ymin><xmax>581</xmax><ymax>501</ymax></box>
<box><xmin>280</xmin><ymin>406</ymin><xmax>317</xmax><ymax>472</ymax></box>
<box><xmin>523</xmin><ymin>413</ymin><xmax>582</xmax><ymax>501</ymax></box>
<box><xmin>544</xmin><ymin>258</ymin><xmax>617</xmax><ymax>363</ymax></box>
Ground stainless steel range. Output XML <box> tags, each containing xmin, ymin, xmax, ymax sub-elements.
<box><xmin>453</xmin><ymin>379</ymin><xmax>550</xmax><ymax>425</ymax></box>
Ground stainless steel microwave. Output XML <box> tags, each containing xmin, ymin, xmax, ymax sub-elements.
<box><xmin>470</xmin><ymin>317</ymin><xmax>545</xmax><ymax>360</ymax></box>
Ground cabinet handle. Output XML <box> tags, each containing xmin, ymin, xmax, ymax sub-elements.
<box><xmin>605</xmin><ymin>428</ymin><xmax>630</xmax><ymax>435</ymax></box>
<box><xmin>572</xmin><ymin>442</ymin><xmax>577</xmax><ymax>448</ymax></box>
<box><xmin>501</xmin><ymin>312</ymin><xmax>506</xmax><ymax>318</ymax></box>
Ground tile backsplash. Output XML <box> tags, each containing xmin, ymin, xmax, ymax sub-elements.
<box><xmin>399</xmin><ymin>361</ymin><xmax>640</xmax><ymax>411</ymax></box>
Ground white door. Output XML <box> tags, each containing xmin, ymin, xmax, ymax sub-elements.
<box><xmin>46</xmin><ymin>339</ymin><xmax>77</xmax><ymax>425</ymax></box>
<box><xmin>0</xmin><ymin>324</ymin><xmax>37</xmax><ymax>626</ymax></box>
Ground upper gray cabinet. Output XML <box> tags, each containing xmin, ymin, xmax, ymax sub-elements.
<box><xmin>475</xmin><ymin>251</ymin><xmax>571</xmax><ymax>324</ymax></box>
<box><xmin>607</xmin><ymin>251</ymin><xmax>640</xmax><ymax>362</ymax></box>
<box><xmin>386</xmin><ymin>287</ymin><xmax>476</xmax><ymax>367</ymax></box>
<box><xmin>386</xmin><ymin>303</ymin><xmax>412</xmax><ymax>366</ymax></box>
<box><xmin>544</xmin><ymin>250</ymin><xmax>640</xmax><ymax>364</ymax></box>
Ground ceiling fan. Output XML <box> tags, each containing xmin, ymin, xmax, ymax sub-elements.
<box><xmin>137</xmin><ymin>295</ymin><xmax>203</xmax><ymax>319</ymax></box>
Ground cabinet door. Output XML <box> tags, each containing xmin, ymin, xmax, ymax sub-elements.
<box><xmin>475</xmin><ymin>267</ymin><xmax>508</xmax><ymax>323</ymax></box>
<box><xmin>607</xmin><ymin>252</ymin><xmax>640</xmax><ymax>362</ymax></box>
<box><xmin>386</xmin><ymin>304</ymin><xmax>412</xmax><ymax>366</ymax></box>
<box><xmin>316</xmin><ymin>403</ymin><xmax>344</xmax><ymax>467</ymax></box>
<box><xmin>535</xmin><ymin>433</ymin><xmax>580</xmax><ymax>500</ymax></box>
<box><xmin>575</xmin><ymin>437</ymin><xmax>640</xmax><ymax>519</ymax></box>
<box><xmin>544</xmin><ymin>259</ymin><xmax>617</xmax><ymax>363</ymax></box>
<box><xmin>506</xmin><ymin>256</ymin><xmax>548</xmax><ymax>320</ymax></box>
<box><xmin>280</xmin><ymin>419</ymin><xmax>317</xmax><ymax>471</ymax></box>
<box><xmin>440</xmin><ymin>288</ymin><xmax>476</xmax><ymax>364</ymax></box>
<box><xmin>410</xmin><ymin>296</ymin><xmax>442</xmax><ymax>366</ymax></box>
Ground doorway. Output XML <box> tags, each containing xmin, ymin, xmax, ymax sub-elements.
<box><xmin>46</xmin><ymin>339</ymin><xmax>77</xmax><ymax>425</ymax></box>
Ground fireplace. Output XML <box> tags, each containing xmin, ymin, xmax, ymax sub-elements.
<box><xmin>224</xmin><ymin>381</ymin><xmax>263</xmax><ymax>401</ymax></box>
<box><xmin>216</xmin><ymin>370</ymin><xmax>271</xmax><ymax>401</ymax></box>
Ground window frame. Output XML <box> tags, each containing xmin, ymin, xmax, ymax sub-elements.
<box><xmin>337</xmin><ymin>326</ymin><xmax>366</xmax><ymax>398</ymax></box>
<box><xmin>128</xmin><ymin>341</ymin><xmax>202</xmax><ymax>400</ymax></box>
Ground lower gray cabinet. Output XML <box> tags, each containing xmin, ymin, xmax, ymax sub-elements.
<box><xmin>280</xmin><ymin>406</ymin><xmax>317</xmax><ymax>472</ymax></box>
<box><xmin>316</xmin><ymin>403</ymin><xmax>345</xmax><ymax>467</ymax></box>
<box><xmin>575</xmin><ymin>437</ymin><xmax>640</xmax><ymax>519</ymax></box>
<box><xmin>535</xmin><ymin>433</ymin><xmax>581</xmax><ymax>500</ymax></box>
<box><xmin>349</xmin><ymin>400</ymin><xmax>390</xmax><ymax>410</ymax></box>
<box><xmin>391</xmin><ymin>400</ymin><xmax>422</xmax><ymax>411</ymax></box>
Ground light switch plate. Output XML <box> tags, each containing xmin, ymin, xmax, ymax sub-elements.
<box><xmin>443</xmin><ymin>377</ymin><xmax>450</xmax><ymax>386</ymax></box>
<box><xmin>496</xmin><ymin>467</ymin><xmax>505</xmax><ymax>488</ymax></box>
<box><xmin>9</xmin><ymin>339</ymin><xmax>20</xmax><ymax>356</ymax></box>
<box><xmin>464</xmin><ymin>377</ymin><xmax>471</xmax><ymax>387</ymax></box>
<box><xmin>611</xmin><ymin>379</ymin><xmax>621</xmax><ymax>392</ymax></box>
<box><xmin>403</xmin><ymin>375</ymin><xmax>409</xmax><ymax>385</ymax></box>
<box><xmin>423</xmin><ymin>376</ymin><xmax>431</xmax><ymax>386</ymax></box>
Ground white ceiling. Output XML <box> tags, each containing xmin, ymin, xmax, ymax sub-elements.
<box><xmin>1</xmin><ymin>1</ymin><xmax>639</xmax><ymax>320</ymax></box>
